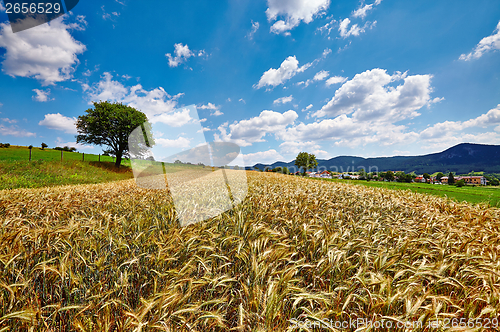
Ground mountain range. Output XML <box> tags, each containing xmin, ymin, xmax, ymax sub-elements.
<box><xmin>250</xmin><ymin>143</ymin><xmax>500</xmax><ymax>174</ymax></box>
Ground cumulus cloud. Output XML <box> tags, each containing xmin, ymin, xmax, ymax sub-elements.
<box><xmin>339</xmin><ymin>18</ymin><xmax>376</xmax><ymax>38</ymax></box>
<box><xmin>0</xmin><ymin>124</ymin><xmax>36</xmax><ymax>137</ymax></box>
<box><xmin>39</xmin><ymin>113</ymin><xmax>77</xmax><ymax>134</ymax></box>
<box><xmin>266</xmin><ymin>0</ymin><xmax>331</xmax><ymax>35</ymax></box>
<box><xmin>254</xmin><ymin>56</ymin><xmax>311</xmax><ymax>89</ymax></box>
<box><xmin>84</xmin><ymin>72</ymin><xmax>186</xmax><ymax>124</ymax></box>
<box><xmin>166</xmin><ymin>43</ymin><xmax>204</xmax><ymax>67</ymax></box>
<box><xmin>273</xmin><ymin>95</ymin><xmax>293</xmax><ymax>104</ymax></box>
<box><xmin>0</xmin><ymin>17</ymin><xmax>86</xmax><ymax>85</ymax></box>
<box><xmin>198</xmin><ymin>102</ymin><xmax>219</xmax><ymax>110</ymax></box>
<box><xmin>214</xmin><ymin>110</ymin><xmax>298</xmax><ymax>147</ymax></box>
<box><xmin>156</xmin><ymin>137</ymin><xmax>191</xmax><ymax>149</ymax></box>
<box><xmin>279</xmin><ymin>141</ymin><xmax>329</xmax><ymax>158</ymax></box>
<box><xmin>32</xmin><ymin>89</ymin><xmax>52</xmax><ymax>102</ymax></box>
<box><xmin>325</xmin><ymin>75</ymin><xmax>347</xmax><ymax>86</ymax></box>
<box><xmin>460</xmin><ymin>21</ymin><xmax>500</xmax><ymax>61</ymax></box>
<box><xmin>420</xmin><ymin>104</ymin><xmax>500</xmax><ymax>140</ymax></box>
<box><xmin>152</xmin><ymin>108</ymin><xmax>193</xmax><ymax>127</ymax></box>
<box><xmin>242</xmin><ymin>149</ymin><xmax>284</xmax><ymax>166</ymax></box>
<box><xmin>298</xmin><ymin>70</ymin><xmax>329</xmax><ymax>87</ymax></box>
<box><xmin>314</xmin><ymin>68</ymin><xmax>434</xmax><ymax>123</ymax></box>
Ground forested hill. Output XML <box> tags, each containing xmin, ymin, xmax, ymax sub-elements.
<box><xmin>251</xmin><ymin>143</ymin><xmax>500</xmax><ymax>174</ymax></box>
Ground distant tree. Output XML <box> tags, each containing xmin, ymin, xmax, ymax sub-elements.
<box><xmin>41</xmin><ymin>142</ymin><xmax>48</xmax><ymax>150</ymax></box>
<box><xmin>423</xmin><ymin>173</ymin><xmax>430</xmax><ymax>180</ymax></box>
<box><xmin>233</xmin><ymin>165</ymin><xmax>240</xmax><ymax>170</ymax></box>
<box><xmin>76</xmin><ymin>101</ymin><xmax>152</xmax><ymax>167</ymax></box>
<box><xmin>436</xmin><ymin>172</ymin><xmax>445</xmax><ymax>182</ymax></box>
<box><xmin>294</xmin><ymin>152</ymin><xmax>318</xmax><ymax>175</ymax></box>
<box><xmin>455</xmin><ymin>179</ymin><xmax>465</xmax><ymax>187</ymax></box>
<box><xmin>282</xmin><ymin>167</ymin><xmax>290</xmax><ymax>175</ymax></box>
<box><xmin>384</xmin><ymin>171</ymin><xmax>395</xmax><ymax>181</ymax></box>
<box><xmin>174</xmin><ymin>160</ymin><xmax>182</xmax><ymax>164</ymax></box>
<box><xmin>395</xmin><ymin>171</ymin><xmax>406</xmax><ymax>182</ymax></box>
<box><xmin>448</xmin><ymin>172</ymin><xmax>455</xmax><ymax>185</ymax></box>
<box><xmin>274</xmin><ymin>166</ymin><xmax>283</xmax><ymax>173</ymax></box>
<box><xmin>358</xmin><ymin>168</ymin><xmax>367</xmax><ymax>180</ymax></box>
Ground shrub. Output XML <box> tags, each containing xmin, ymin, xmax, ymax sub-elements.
<box><xmin>455</xmin><ymin>179</ymin><xmax>465</xmax><ymax>187</ymax></box>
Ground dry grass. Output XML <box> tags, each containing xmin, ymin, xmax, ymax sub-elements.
<box><xmin>0</xmin><ymin>172</ymin><xmax>499</xmax><ymax>331</ymax></box>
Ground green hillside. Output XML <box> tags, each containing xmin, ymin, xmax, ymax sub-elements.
<box><xmin>0</xmin><ymin>146</ymin><xmax>133</xmax><ymax>190</ymax></box>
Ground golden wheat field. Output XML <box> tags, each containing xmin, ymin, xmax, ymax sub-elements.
<box><xmin>1</xmin><ymin>172</ymin><xmax>500</xmax><ymax>331</ymax></box>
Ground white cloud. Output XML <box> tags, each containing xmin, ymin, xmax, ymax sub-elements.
<box><xmin>242</xmin><ymin>149</ymin><xmax>284</xmax><ymax>166</ymax></box>
<box><xmin>247</xmin><ymin>20</ymin><xmax>260</xmax><ymax>39</ymax></box>
<box><xmin>352</xmin><ymin>1</ymin><xmax>382</xmax><ymax>19</ymax></box>
<box><xmin>325</xmin><ymin>75</ymin><xmax>348</xmax><ymax>86</ymax></box>
<box><xmin>166</xmin><ymin>43</ymin><xmax>204</xmax><ymax>67</ymax></box>
<box><xmin>254</xmin><ymin>56</ymin><xmax>311</xmax><ymax>89</ymax></box>
<box><xmin>339</xmin><ymin>18</ymin><xmax>376</xmax><ymax>38</ymax></box>
<box><xmin>239</xmin><ymin>98</ymin><xmax>246</xmax><ymax>104</ymax></box>
<box><xmin>198</xmin><ymin>102</ymin><xmax>219</xmax><ymax>110</ymax></box>
<box><xmin>39</xmin><ymin>113</ymin><xmax>77</xmax><ymax>134</ymax></box>
<box><xmin>273</xmin><ymin>95</ymin><xmax>293</xmax><ymax>104</ymax></box>
<box><xmin>1</xmin><ymin>118</ymin><xmax>17</xmax><ymax>124</ymax></box>
<box><xmin>301</xmin><ymin>104</ymin><xmax>313</xmax><ymax>112</ymax></box>
<box><xmin>460</xmin><ymin>21</ymin><xmax>500</xmax><ymax>61</ymax></box>
<box><xmin>211</xmin><ymin>110</ymin><xmax>224</xmax><ymax>116</ymax></box>
<box><xmin>32</xmin><ymin>89</ymin><xmax>53</xmax><ymax>102</ymax></box>
<box><xmin>0</xmin><ymin>17</ymin><xmax>86</xmax><ymax>85</ymax></box>
<box><xmin>0</xmin><ymin>124</ymin><xmax>36</xmax><ymax>137</ymax></box>
<box><xmin>279</xmin><ymin>141</ymin><xmax>329</xmax><ymax>158</ymax></box>
<box><xmin>420</xmin><ymin>104</ymin><xmax>500</xmax><ymax>140</ymax></box>
<box><xmin>298</xmin><ymin>70</ymin><xmax>330</xmax><ymax>87</ymax></box>
<box><xmin>266</xmin><ymin>0</ymin><xmax>331</xmax><ymax>35</ymax></box>
<box><xmin>156</xmin><ymin>137</ymin><xmax>191</xmax><ymax>149</ymax></box>
<box><xmin>151</xmin><ymin>108</ymin><xmax>193</xmax><ymax>127</ymax></box>
<box><xmin>84</xmin><ymin>72</ymin><xmax>184</xmax><ymax>123</ymax></box>
<box><xmin>215</xmin><ymin>110</ymin><xmax>298</xmax><ymax>147</ymax></box>
<box><xmin>315</xmin><ymin>68</ymin><xmax>434</xmax><ymax>123</ymax></box>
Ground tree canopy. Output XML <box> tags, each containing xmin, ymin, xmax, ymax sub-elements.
<box><xmin>294</xmin><ymin>152</ymin><xmax>318</xmax><ymax>174</ymax></box>
<box><xmin>76</xmin><ymin>101</ymin><xmax>152</xmax><ymax>167</ymax></box>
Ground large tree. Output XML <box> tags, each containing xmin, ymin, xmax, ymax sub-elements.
<box><xmin>294</xmin><ymin>152</ymin><xmax>318</xmax><ymax>174</ymax></box>
<box><xmin>76</xmin><ymin>101</ymin><xmax>152</xmax><ymax>167</ymax></box>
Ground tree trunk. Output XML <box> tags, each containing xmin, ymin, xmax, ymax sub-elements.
<box><xmin>115</xmin><ymin>151</ymin><xmax>122</xmax><ymax>168</ymax></box>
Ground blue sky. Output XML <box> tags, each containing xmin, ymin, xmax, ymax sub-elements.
<box><xmin>0</xmin><ymin>0</ymin><xmax>500</xmax><ymax>166</ymax></box>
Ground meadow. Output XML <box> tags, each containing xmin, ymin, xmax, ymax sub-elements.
<box><xmin>318</xmin><ymin>177</ymin><xmax>500</xmax><ymax>207</ymax></box>
<box><xmin>0</xmin><ymin>145</ymin><xmax>122</xmax><ymax>164</ymax></box>
<box><xmin>1</xmin><ymin>172</ymin><xmax>499</xmax><ymax>331</ymax></box>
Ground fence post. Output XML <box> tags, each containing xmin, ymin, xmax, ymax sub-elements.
<box><xmin>82</xmin><ymin>153</ymin><xmax>85</xmax><ymax>162</ymax></box>
<box><xmin>61</xmin><ymin>150</ymin><xmax>63</xmax><ymax>162</ymax></box>
<box><xmin>98</xmin><ymin>154</ymin><xmax>100</xmax><ymax>162</ymax></box>
<box><xmin>29</xmin><ymin>148</ymin><xmax>32</xmax><ymax>161</ymax></box>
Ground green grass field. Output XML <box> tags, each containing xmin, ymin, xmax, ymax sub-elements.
<box><xmin>0</xmin><ymin>146</ymin><xmax>212</xmax><ymax>190</ymax></box>
<box><xmin>0</xmin><ymin>146</ymin><xmax>133</xmax><ymax>190</ymax></box>
<box><xmin>316</xmin><ymin>177</ymin><xmax>500</xmax><ymax>207</ymax></box>
<box><xmin>0</xmin><ymin>145</ymin><xmax>130</xmax><ymax>165</ymax></box>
